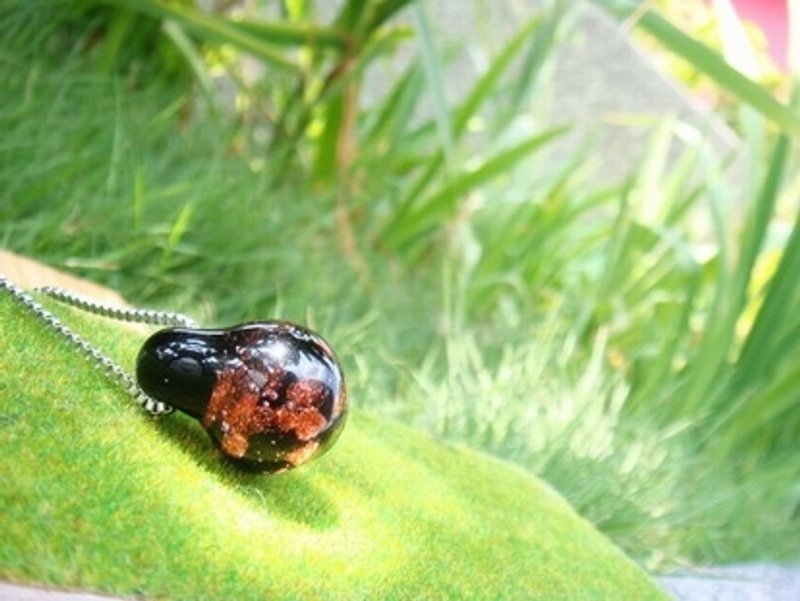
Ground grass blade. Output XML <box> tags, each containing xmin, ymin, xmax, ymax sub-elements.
<box><xmin>601</xmin><ymin>2</ymin><xmax>800</xmax><ymax>138</ymax></box>
<box><xmin>382</xmin><ymin>126</ymin><xmax>569</xmax><ymax>248</ymax></box>
<box><xmin>161</xmin><ymin>19</ymin><xmax>220</xmax><ymax>119</ymax></box>
<box><xmin>735</xmin><ymin>151</ymin><xmax>800</xmax><ymax>382</ymax></box>
<box><xmin>681</xmin><ymin>137</ymin><xmax>789</xmax><ymax>424</ymax></box>
<box><xmin>361</xmin><ymin>63</ymin><xmax>424</xmax><ymax>149</ymax></box>
<box><xmin>495</xmin><ymin>0</ymin><xmax>567</xmax><ymax>129</ymax></box>
<box><xmin>226</xmin><ymin>17</ymin><xmax>347</xmax><ymax>50</ymax></box>
<box><xmin>106</xmin><ymin>0</ymin><xmax>301</xmax><ymax>71</ymax></box>
<box><xmin>160</xmin><ymin>201</ymin><xmax>195</xmax><ymax>270</ymax></box>
<box><xmin>732</xmin><ymin>135</ymin><xmax>790</xmax><ymax>316</ymax></box>
<box><xmin>384</xmin><ymin>12</ymin><xmax>562</xmax><ymax>238</ymax></box>
<box><xmin>453</xmin><ymin>15</ymin><xmax>545</xmax><ymax>138</ymax></box>
<box><xmin>413</xmin><ymin>1</ymin><xmax>454</xmax><ymax>167</ymax></box>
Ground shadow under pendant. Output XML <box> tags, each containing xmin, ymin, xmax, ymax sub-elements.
<box><xmin>136</xmin><ymin>321</ymin><xmax>347</xmax><ymax>472</ymax></box>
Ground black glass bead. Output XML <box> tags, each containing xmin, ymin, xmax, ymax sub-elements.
<box><xmin>136</xmin><ymin>322</ymin><xmax>347</xmax><ymax>472</ymax></box>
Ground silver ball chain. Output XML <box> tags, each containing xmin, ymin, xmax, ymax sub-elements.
<box><xmin>36</xmin><ymin>285</ymin><xmax>197</xmax><ymax>328</ymax></box>
<box><xmin>0</xmin><ymin>276</ymin><xmax>197</xmax><ymax>416</ymax></box>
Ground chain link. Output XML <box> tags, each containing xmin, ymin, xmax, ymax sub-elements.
<box><xmin>36</xmin><ymin>285</ymin><xmax>197</xmax><ymax>328</ymax></box>
<box><xmin>1</xmin><ymin>276</ymin><xmax>174</xmax><ymax>416</ymax></box>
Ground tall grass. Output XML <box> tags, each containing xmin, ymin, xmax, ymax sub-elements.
<box><xmin>2</xmin><ymin>0</ymin><xmax>799</xmax><ymax>566</ymax></box>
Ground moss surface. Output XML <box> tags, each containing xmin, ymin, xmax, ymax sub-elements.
<box><xmin>0</xmin><ymin>292</ymin><xmax>667</xmax><ymax>599</ymax></box>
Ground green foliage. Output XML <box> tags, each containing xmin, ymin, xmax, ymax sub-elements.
<box><xmin>2</xmin><ymin>0</ymin><xmax>800</xmax><ymax>576</ymax></box>
<box><xmin>599</xmin><ymin>0</ymin><xmax>800</xmax><ymax>136</ymax></box>
<box><xmin>0</xmin><ymin>296</ymin><xmax>667</xmax><ymax>600</ymax></box>
<box><xmin>83</xmin><ymin>0</ymin><xmax>417</xmax><ymax>181</ymax></box>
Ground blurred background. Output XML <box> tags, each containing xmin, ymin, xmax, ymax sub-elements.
<box><xmin>1</xmin><ymin>0</ymin><xmax>798</xmax><ymax>570</ymax></box>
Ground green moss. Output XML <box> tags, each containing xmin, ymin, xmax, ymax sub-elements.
<box><xmin>0</xmin><ymin>293</ymin><xmax>666</xmax><ymax>599</ymax></box>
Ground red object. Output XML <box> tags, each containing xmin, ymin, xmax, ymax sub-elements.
<box><xmin>732</xmin><ymin>0</ymin><xmax>789</xmax><ymax>70</ymax></box>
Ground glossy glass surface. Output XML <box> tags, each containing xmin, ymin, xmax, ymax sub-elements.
<box><xmin>137</xmin><ymin>321</ymin><xmax>347</xmax><ymax>471</ymax></box>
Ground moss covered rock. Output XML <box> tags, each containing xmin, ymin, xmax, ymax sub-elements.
<box><xmin>0</xmin><ymin>294</ymin><xmax>666</xmax><ymax>599</ymax></box>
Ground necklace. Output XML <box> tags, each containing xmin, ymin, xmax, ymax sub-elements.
<box><xmin>0</xmin><ymin>276</ymin><xmax>348</xmax><ymax>472</ymax></box>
